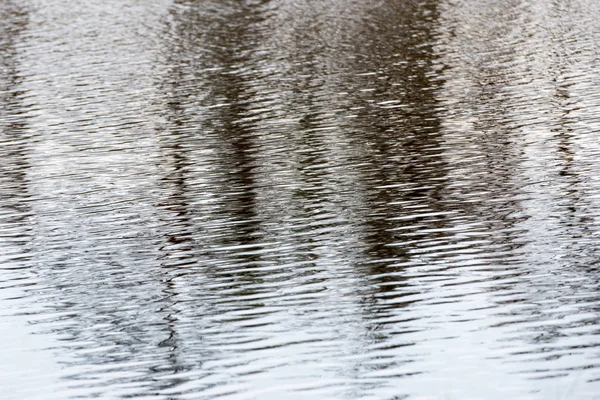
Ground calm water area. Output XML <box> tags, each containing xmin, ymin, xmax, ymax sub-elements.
<box><xmin>2</xmin><ymin>0</ymin><xmax>600</xmax><ymax>398</ymax></box>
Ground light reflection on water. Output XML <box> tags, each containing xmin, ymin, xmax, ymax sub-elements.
<box><xmin>2</xmin><ymin>0</ymin><xmax>600</xmax><ymax>398</ymax></box>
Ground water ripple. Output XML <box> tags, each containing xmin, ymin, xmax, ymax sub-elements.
<box><xmin>2</xmin><ymin>0</ymin><xmax>600</xmax><ymax>398</ymax></box>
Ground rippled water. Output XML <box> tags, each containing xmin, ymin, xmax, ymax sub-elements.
<box><xmin>2</xmin><ymin>0</ymin><xmax>600</xmax><ymax>398</ymax></box>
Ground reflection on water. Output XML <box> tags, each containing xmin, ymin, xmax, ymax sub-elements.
<box><xmin>2</xmin><ymin>0</ymin><xmax>600</xmax><ymax>398</ymax></box>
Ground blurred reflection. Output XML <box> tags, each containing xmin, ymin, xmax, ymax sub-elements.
<box><xmin>0</xmin><ymin>1</ymin><xmax>33</xmax><ymax>290</ymax></box>
<box><xmin>156</xmin><ymin>0</ymin><xmax>449</xmax><ymax>396</ymax></box>
<box><xmin>2</xmin><ymin>0</ymin><xmax>600</xmax><ymax>398</ymax></box>
<box><xmin>433</xmin><ymin>0</ymin><xmax>600</xmax><ymax>386</ymax></box>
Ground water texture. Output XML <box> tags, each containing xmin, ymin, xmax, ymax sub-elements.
<box><xmin>2</xmin><ymin>0</ymin><xmax>600</xmax><ymax>398</ymax></box>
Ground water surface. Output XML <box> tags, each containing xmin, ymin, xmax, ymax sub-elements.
<box><xmin>2</xmin><ymin>0</ymin><xmax>600</xmax><ymax>398</ymax></box>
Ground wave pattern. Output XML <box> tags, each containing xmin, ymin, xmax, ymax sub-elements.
<box><xmin>2</xmin><ymin>0</ymin><xmax>600</xmax><ymax>398</ymax></box>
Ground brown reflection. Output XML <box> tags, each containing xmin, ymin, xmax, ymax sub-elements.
<box><xmin>0</xmin><ymin>0</ymin><xmax>598</xmax><ymax>396</ymax></box>
<box><xmin>435</xmin><ymin>0</ymin><xmax>597</xmax><ymax>264</ymax></box>
<box><xmin>147</xmin><ymin>0</ymin><xmax>600</xmax><ymax>396</ymax></box>
<box><xmin>268</xmin><ymin>0</ymin><xmax>451</xmax><ymax>271</ymax></box>
<box><xmin>347</xmin><ymin>0</ymin><xmax>446</xmax><ymax>266</ymax></box>
<box><xmin>151</xmin><ymin>0</ymin><xmax>450</xmax><ymax>395</ymax></box>
<box><xmin>159</xmin><ymin>0</ymin><xmax>272</xmax><ymax>283</ymax></box>
<box><xmin>0</xmin><ymin>2</ymin><xmax>32</xmax><ymax>260</ymax></box>
<box><xmin>434</xmin><ymin>0</ymin><xmax>600</xmax><ymax>381</ymax></box>
<box><xmin>545</xmin><ymin>1</ymin><xmax>597</xmax><ymax>265</ymax></box>
<box><xmin>433</xmin><ymin>0</ymin><xmax>534</xmax><ymax>260</ymax></box>
<box><xmin>159</xmin><ymin>0</ymin><xmax>456</xmax><ymax>392</ymax></box>
<box><xmin>328</xmin><ymin>0</ymin><xmax>452</xmax><ymax>378</ymax></box>
<box><xmin>148</xmin><ymin>1</ymin><xmax>278</xmax><ymax>393</ymax></box>
<box><xmin>276</xmin><ymin>0</ymin><xmax>452</xmax><ymax>343</ymax></box>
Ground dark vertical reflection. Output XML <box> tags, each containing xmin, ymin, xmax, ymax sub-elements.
<box><xmin>434</xmin><ymin>0</ymin><xmax>532</xmax><ymax>265</ymax></box>
<box><xmin>433</xmin><ymin>0</ymin><xmax>600</xmax><ymax>387</ymax></box>
<box><xmin>3</xmin><ymin>2</ymin><xmax>188</xmax><ymax>397</ymax></box>
<box><xmin>3</xmin><ymin>0</ymin><xmax>600</xmax><ymax>398</ymax></box>
<box><xmin>0</xmin><ymin>1</ymin><xmax>33</xmax><ymax>292</ymax></box>
<box><xmin>155</xmin><ymin>0</ymin><xmax>452</xmax><ymax>396</ymax></box>
<box><xmin>146</xmin><ymin>2</ymin><xmax>281</xmax><ymax>397</ymax></box>
<box><xmin>148</xmin><ymin>2</ymin><xmax>279</xmax><ymax>394</ymax></box>
<box><xmin>301</xmin><ymin>0</ymin><xmax>450</xmax><ymax>369</ymax></box>
<box><xmin>346</xmin><ymin>1</ymin><xmax>445</xmax><ymax>272</ymax></box>
<box><xmin>319</xmin><ymin>1</ymin><xmax>453</xmax><ymax>384</ymax></box>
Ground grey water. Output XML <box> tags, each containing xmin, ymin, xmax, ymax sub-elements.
<box><xmin>2</xmin><ymin>0</ymin><xmax>600</xmax><ymax>398</ymax></box>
